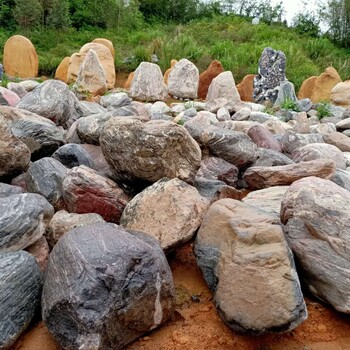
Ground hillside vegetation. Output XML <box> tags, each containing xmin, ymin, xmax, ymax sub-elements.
<box><xmin>1</xmin><ymin>14</ymin><xmax>350</xmax><ymax>90</ymax></box>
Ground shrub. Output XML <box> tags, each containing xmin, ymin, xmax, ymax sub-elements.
<box><xmin>280</xmin><ymin>98</ymin><xmax>300</xmax><ymax>112</ymax></box>
<box><xmin>316</xmin><ymin>101</ymin><xmax>332</xmax><ymax>119</ymax></box>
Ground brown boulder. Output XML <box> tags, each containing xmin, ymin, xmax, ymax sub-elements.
<box><xmin>298</xmin><ymin>76</ymin><xmax>317</xmax><ymax>100</ymax></box>
<box><xmin>92</xmin><ymin>38</ymin><xmax>115</xmax><ymax>57</ymax></box>
<box><xmin>323</xmin><ymin>132</ymin><xmax>350</xmax><ymax>152</ymax></box>
<box><xmin>163</xmin><ymin>59</ymin><xmax>177</xmax><ymax>85</ymax></box>
<box><xmin>248</xmin><ymin>125</ymin><xmax>282</xmax><ymax>152</ymax></box>
<box><xmin>3</xmin><ymin>35</ymin><xmax>38</xmax><ymax>78</ymax></box>
<box><xmin>198</xmin><ymin>60</ymin><xmax>224</xmax><ymax>100</ymax></box>
<box><xmin>331</xmin><ymin>81</ymin><xmax>350</xmax><ymax>107</ymax></box>
<box><xmin>124</xmin><ymin>71</ymin><xmax>135</xmax><ymax>89</ymax></box>
<box><xmin>312</xmin><ymin>67</ymin><xmax>342</xmax><ymax>103</ymax></box>
<box><xmin>54</xmin><ymin>57</ymin><xmax>70</xmax><ymax>82</ymax></box>
<box><xmin>237</xmin><ymin>74</ymin><xmax>255</xmax><ymax>102</ymax></box>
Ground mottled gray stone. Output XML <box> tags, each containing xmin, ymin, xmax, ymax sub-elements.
<box><xmin>42</xmin><ymin>222</ymin><xmax>174</xmax><ymax>350</ymax></box>
<box><xmin>100</xmin><ymin>92</ymin><xmax>132</xmax><ymax>109</ymax></box>
<box><xmin>0</xmin><ymin>182</ymin><xmax>25</xmax><ymax>197</ymax></box>
<box><xmin>0</xmin><ymin>193</ymin><xmax>54</xmax><ymax>252</ymax></box>
<box><xmin>248</xmin><ymin>124</ymin><xmax>282</xmax><ymax>152</ymax></box>
<box><xmin>253</xmin><ymin>148</ymin><xmax>293</xmax><ymax>167</ymax></box>
<box><xmin>331</xmin><ymin>169</ymin><xmax>350</xmax><ymax>191</ymax></box>
<box><xmin>52</xmin><ymin>144</ymin><xmax>94</xmax><ymax>169</ymax></box>
<box><xmin>0</xmin><ymin>251</ymin><xmax>42</xmax><ymax>349</ymax></box>
<box><xmin>274</xmin><ymin>81</ymin><xmax>297</xmax><ymax>108</ymax></box>
<box><xmin>282</xmin><ymin>131</ymin><xmax>324</xmax><ymax>155</ymax></box>
<box><xmin>78</xmin><ymin>101</ymin><xmax>107</xmax><ymax>117</ymax></box>
<box><xmin>7</xmin><ymin>82</ymin><xmax>28</xmax><ymax>99</ymax></box>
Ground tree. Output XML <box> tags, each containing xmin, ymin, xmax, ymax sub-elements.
<box><xmin>292</xmin><ymin>12</ymin><xmax>320</xmax><ymax>37</ymax></box>
<box><xmin>46</xmin><ymin>0</ymin><xmax>70</xmax><ymax>29</ymax></box>
<box><xmin>13</xmin><ymin>0</ymin><xmax>42</xmax><ymax>29</ymax></box>
<box><xmin>0</xmin><ymin>0</ymin><xmax>16</xmax><ymax>29</ymax></box>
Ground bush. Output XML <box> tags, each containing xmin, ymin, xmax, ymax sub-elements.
<box><xmin>316</xmin><ymin>101</ymin><xmax>332</xmax><ymax>119</ymax></box>
<box><xmin>281</xmin><ymin>98</ymin><xmax>300</xmax><ymax>112</ymax></box>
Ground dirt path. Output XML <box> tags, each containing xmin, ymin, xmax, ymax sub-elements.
<box><xmin>13</xmin><ymin>242</ymin><xmax>350</xmax><ymax>350</ymax></box>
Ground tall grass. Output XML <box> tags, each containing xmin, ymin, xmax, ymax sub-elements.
<box><xmin>0</xmin><ymin>14</ymin><xmax>350</xmax><ymax>91</ymax></box>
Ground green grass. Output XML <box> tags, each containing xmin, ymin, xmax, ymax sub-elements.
<box><xmin>1</xmin><ymin>14</ymin><xmax>350</xmax><ymax>92</ymax></box>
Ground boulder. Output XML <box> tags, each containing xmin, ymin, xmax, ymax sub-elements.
<box><xmin>25</xmin><ymin>157</ymin><xmax>68</xmax><ymax>209</ymax></box>
<box><xmin>168</xmin><ymin>59</ymin><xmax>199</xmax><ymax>99</ymax></box>
<box><xmin>121</xmin><ymin>178</ymin><xmax>209</xmax><ymax>251</ymax></box>
<box><xmin>196</xmin><ymin>157</ymin><xmax>238</xmax><ymax>187</ymax></box>
<box><xmin>54</xmin><ymin>56</ymin><xmax>70</xmax><ymax>82</ymax></box>
<box><xmin>248</xmin><ymin>125</ymin><xmax>282</xmax><ymax>152</ymax></box>
<box><xmin>323</xmin><ymin>132</ymin><xmax>350</xmax><ymax>152</ymax></box>
<box><xmin>0</xmin><ymin>116</ymin><xmax>30</xmax><ymax>180</ymax></box>
<box><xmin>336</xmin><ymin>117</ymin><xmax>350</xmax><ymax>130</ymax></box>
<box><xmin>7</xmin><ymin>82</ymin><xmax>27</xmax><ymax>99</ymax></box>
<box><xmin>331</xmin><ymin>81</ymin><xmax>350</xmax><ymax>107</ymax></box>
<box><xmin>100</xmin><ymin>118</ymin><xmax>201</xmax><ymax>184</ymax></box>
<box><xmin>73</xmin><ymin>49</ymin><xmax>107</xmax><ymax>96</ymax></box>
<box><xmin>282</xmin><ymin>131</ymin><xmax>324</xmax><ymax>155</ymax></box>
<box><xmin>24</xmin><ymin>236</ymin><xmax>50</xmax><ymax>272</ymax></box>
<box><xmin>0</xmin><ymin>193</ymin><xmax>54</xmax><ymax>252</ymax></box>
<box><xmin>206</xmin><ymin>71</ymin><xmax>240</xmax><ymax>104</ymax></box>
<box><xmin>264</xmin><ymin>119</ymin><xmax>293</xmax><ymax>135</ymax></box>
<box><xmin>16</xmin><ymin>80</ymin><xmax>83</xmax><ymax>128</ymax></box>
<box><xmin>331</xmin><ymin>169</ymin><xmax>350</xmax><ymax>191</ymax></box>
<box><xmin>3</xmin><ymin>35</ymin><xmax>38</xmax><ymax>78</ymax></box>
<box><xmin>92</xmin><ymin>38</ymin><xmax>115</xmax><ymax>57</ymax></box>
<box><xmin>292</xmin><ymin>143</ymin><xmax>347</xmax><ymax>169</ymax></box>
<box><xmin>310</xmin><ymin>123</ymin><xmax>336</xmax><ymax>135</ymax></box>
<box><xmin>298</xmin><ymin>76</ymin><xmax>317</xmax><ymax>100</ymax></box>
<box><xmin>253</xmin><ymin>47</ymin><xmax>287</xmax><ymax>105</ymax></box>
<box><xmin>198</xmin><ymin>60</ymin><xmax>224</xmax><ymax>100</ymax></box>
<box><xmin>274</xmin><ymin>81</ymin><xmax>298</xmax><ymax>108</ymax></box>
<box><xmin>311</xmin><ymin>67</ymin><xmax>342</xmax><ymax>103</ymax></box>
<box><xmin>42</xmin><ymin>222</ymin><xmax>174</xmax><ymax>350</ymax></box>
<box><xmin>0</xmin><ymin>182</ymin><xmax>25</xmax><ymax>197</ymax></box>
<box><xmin>253</xmin><ymin>148</ymin><xmax>294</xmax><ymax>167</ymax></box>
<box><xmin>237</xmin><ymin>74</ymin><xmax>255</xmax><ymax>102</ymax></box>
<box><xmin>281</xmin><ymin>177</ymin><xmax>350</xmax><ymax>313</ymax></box>
<box><xmin>79</xmin><ymin>100</ymin><xmax>108</xmax><ymax>117</ymax></box>
<box><xmin>46</xmin><ymin>210</ymin><xmax>104</xmax><ymax>249</ymax></box>
<box><xmin>130</xmin><ymin>62</ymin><xmax>168</xmax><ymax>102</ymax></box>
<box><xmin>195</xmin><ymin>199</ymin><xmax>307</xmax><ymax>334</ymax></box>
<box><xmin>124</xmin><ymin>71</ymin><xmax>135</xmax><ymax>89</ymax></box>
<box><xmin>62</xmin><ymin>165</ymin><xmax>130</xmax><ymax>223</ymax></box>
<box><xmin>52</xmin><ymin>143</ymin><xmax>94</xmax><ymax>169</ymax></box>
<box><xmin>79</xmin><ymin>144</ymin><xmax>112</xmax><ymax>178</ymax></box>
<box><xmin>163</xmin><ymin>59</ymin><xmax>177</xmax><ymax>85</ymax></box>
<box><xmin>244</xmin><ymin>159</ymin><xmax>336</xmax><ymax>190</ymax></box>
<box><xmin>0</xmin><ymin>87</ymin><xmax>20</xmax><ymax>106</ymax></box>
<box><xmin>0</xmin><ymin>251</ymin><xmax>42</xmax><ymax>349</ymax></box>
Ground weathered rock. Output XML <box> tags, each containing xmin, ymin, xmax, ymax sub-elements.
<box><xmin>100</xmin><ymin>92</ymin><xmax>131</xmax><ymax>110</ymax></box>
<box><xmin>282</xmin><ymin>131</ymin><xmax>324</xmax><ymax>155</ymax></box>
<box><xmin>3</xmin><ymin>35</ymin><xmax>38</xmax><ymax>78</ymax></box>
<box><xmin>168</xmin><ymin>59</ymin><xmax>199</xmax><ymax>99</ymax></box>
<box><xmin>281</xmin><ymin>177</ymin><xmax>350</xmax><ymax>313</ymax></box>
<box><xmin>292</xmin><ymin>143</ymin><xmax>347</xmax><ymax>169</ymax></box>
<box><xmin>243</xmin><ymin>186</ymin><xmax>289</xmax><ymax>216</ymax></box>
<box><xmin>198</xmin><ymin>60</ymin><xmax>224</xmax><ymax>100</ymax></box>
<box><xmin>92</xmin><ymin>38</ymin><xmax>115</xmax><ymax>57</ymax></box>
<box><xmin>25</xmin><ymin>158</ymin><xmax>68</xmax><ymax>209</ymax></box>
<box><xmin>0</xmin><ymin>193</ymin><xmax>54</xmax><ymax>252</ymax></box>
<box><xmin>336</xmin><ymin>117</ymin><xmax>350</xmax><ymax>130</ymax></box>
<box><xmin>100</xmin><ymin>118</ymin><xmax>201</xmax><ymax>184</ymax></box>
<box><xmin>0</xmin><ymin>116</ymin><xmax>31</xmax><ymax>180</ymax></box>
<box><xmin>311</xmin><ymin>67</ymin><xmax>342</xmax><ymax>103</ymax></box>
<box><xmin>24</xmin><ymin>236</ymin><xmax>49</xmax><ymax>272</ymax></box>
<box><xmin>42</xmin><ymin>222</ymin><xmax>174</xmax><ymax>350</ymax></box>
<box><xmin>253</xmin><ymin>47</ymin><xmax>287</xmax><ymax>105</ymax></box>
<box><xmin>237</xmin><ymin>74</ymin><xmax>255</xmax><ymax>102</ymax></box>
<box><xmin>196</xmin><ymin>157</ymin><xmax>238</xmax><ymax>187</ymax></box>
<box><xmin>331</xmin><ymin>169</ymin><xmax>350</xmax><ymax>191</ymax></box>
<box><xmin>76</xmin><ymin>112</ymin><xmax>112</xmax><ymax>145</ymax></box>
<box><xmin>195</xmin><ymin>199</ymin><xmax>307</xmax><ymax>334</ymax></box>
<box><xmin>231</xmin><ymin>107</ymin><xmax>251</xmax><ymax>121</ymax></box>
<box><xmin>264</xmin><ymin>119</ymin><xmax>293</xmax><ymax>135</ymax></box>
<box><xmin>331</xmin><ymin>80</ymin><xmax>350</xmax><ymax>107</ymax></box>
<box><xmin>0</xmin><ymin>182</ymin><xmax>25</xmax><ymax>197</ymax></box>
<box><xmin>253</xmin><ymin>148</ymin><xmax>293</xmax><ymax>167</ymax></box>
<box><xmin>17</xmin><ymin>80</ymin><xmax>40</xmax><ymax>92</ymax></box>
<box><xmin>79</xmin><ymin>144</ymin><xmax>112</xmax><ymax>178</ymax></box>
<box><xmin>45</xmin><ymin>210</ymin><xmax>104</xmax><ymax>249</ymax></box>
<box><xmin>7</xmin><ymin>82</ymin><xmax>27</xmax><ymax>99</ymax></box>
<box><xmin>78</xmin><ymin>101</ymin><xmax>108</xmax><ymax>117</ymax></box>
<box><xmin>244</xmin><ymin>159</ymin><xmax>336</xmax><ymax>190</ymax></box>
<box><xmin>54</xmin><ymin>56</ymin><xmax>70</xmax><ymax>82</ymax></box>
<box><xmin>298</xmin><ymin>76</ymin><xmax>317</xmax><ymax>100</ymax></box>
<box><xmin>323</xmin><ymin>132</ymin><xmax>350</xmax><ymax>152</ymax></box>
<box><xmin>124</xmin><ymin>71</ymin><xmax>135</xmax><ymax>89</ymax></box>
<box><xmin>274</xmin><ymin>81</ymin><xmax>298</xmax><ymax>108</ymax></box>
<box><xmin>0</xmin><ymin>251</ymin><xmax>42</xmax><ymax>349</ymax></box>
<box><xmin>16</xmin><ymin>80</ymin><xmax>83</xmax><ymax>128</ymax></box>
<box><xmin>310</xmin><ymin>123</ymin><xmax>336</xmax><ymax>135</ymax></box>
<box><xmin>248</xmin><ymin>125</ymin><xmax>282</xmax><ymax>152</ymax></box>
<box><xmin>0</xmin><ymin>87</ymin><xmax>20</xmax><ymax>106</ymax></box>
<box><xmin>73</xmin><ymin>49</ymin><xmax>107</xmax><ymax>96</ymax></box>
<box><xmin>163</xmin><ymin>60</ymin><xmax>177</xmax><ymax>85</ymax></box>
<box><xmin>206</xmin><ymin>71</ymin><xmax>240</xmax><ymax>104</ymax></box>
<box><xmin>216</xmin><ymin>107</ymin><xmax>230</xmax><ymax>121</ymax></box>
<box><xmin>52</xmin><ymin>144</ymin><xmax>94</xmax><ymax>169</ymax></box>
<box><xmin>121</xmin><ymin>178</ymin><xmax>209</xmax><ymax>251</ymax></box>
<box><xmin>9</xmin><ymin>118</ymin><xmax>64</xmax><ymax>160</ymax></box>
<box><xmin>62</xmin><ymin>165</ymin><xmax>130</xmax><ymax>223</ymax></box>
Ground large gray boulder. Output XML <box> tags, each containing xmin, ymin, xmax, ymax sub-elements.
<box><xmin>16</xmin><ymin>80</ymin><xmax>83</xmax><ymax>128</ymax></box>
<box><xmin>0</xmin><ymin>251</ymin><xmax>42</xmax><ymax>349</ymax></box>
<box><xmin>42</xmin><ymin>222</ymin><xmax>175</xmax><ymax>350</ymax></box>
<box><xmin>281</xmin><ymin>177</ymin><xmax>350</xmax><ymax>313</ymax></box>
<box><xmin>0</xmin><ymin>193</ymin><xmax>54</xmax><ymax>252</ymax></box>
<box><xmin>52</xmin><ymin>143</ymin><xmax>94</xmax><ymax>169</ymax></box>
<box><xmin>282</xmin><ymin>132</ymin><xmax>324</xmax><ymax>155</ymax></box>
<box><xmin>206</xmin><ymin>71</ymin><xmax>240</xmax><ymax>104</ymax></box>
<box><xmin>168</xmin><ymin>59</ymin><xmax>199</xmax><ymax>99</ymax></box>
<box><xmin>195</xmin><ymin>199</ymin><xmax>307</xmax><ymax>335</ymax></box>
<box><xmin>0</xmin><ymin>182</ymin><xmax>25</xmax><ymax>197</ymax></box>
<box><xmin>100</xmin><ymin>118</ymin><xmax>201</xmax><ymax>184</ymax></box>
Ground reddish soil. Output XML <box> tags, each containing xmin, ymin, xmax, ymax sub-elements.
<box><xmin>12</xmin><ymin>242</ymin><xmax>350</xmax><ymax>350</ymax></box>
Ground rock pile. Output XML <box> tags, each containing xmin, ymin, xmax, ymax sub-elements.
<box><xmin>2</xmin><ymin>45</ymin><xmax>350</xmax><ymax>350</ymax></box>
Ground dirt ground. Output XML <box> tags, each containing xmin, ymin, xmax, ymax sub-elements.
<box><xmin>12</xmin><ymin>242</ymin><xmax>350</xmax><ymax>350</ymax></box>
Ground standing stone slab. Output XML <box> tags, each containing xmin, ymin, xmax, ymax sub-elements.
<box><xmin>253</xmin><ymin>47</ymin><xmax>287</xmax><ymax>105</ymax></box>
<box><xmin>0</xmin><ymin>193</ymin><xmax>54</xmax><ymax>252</ymax></box>
<box><xmin>195</xmin><ymin>199</ymin><xmax>307</xmax><ymax>335</ymax></box>
<box><xmin>168</xmin><ymin>59</ymin><xmax>199</xmax><ymax>99</ymax></box>
<box><xmin>130</xmin><ymin>62</ymin><xmax>168</xmax><ymax>102</ymax></box>
<box><xmin>100</xmin><ymin>118</ymin><xmax>201</xmax><ymax>184</ymax></box>
<box><xmin>120</xmin><ymin>178</ymin><xmax>209</xmax><ymax>251</ymax></box>
<box><xmin>281</xmin><ymin>177</ymin><xmax>350</xmax><ymax>313</ymax></box>
<box><xmin>274</xmin><ymin>81</ymin><xmax>298</xmax><ymax>108</ymax></box>
<box><xmin>42</xmin><ymin>222</ymin><xmax>174</xmax><ymax>350</ymax></box>
<box><xmin>0</xmin><ymin>251</ymin><xmax>42</xmax><ymax>349</ymax></box>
